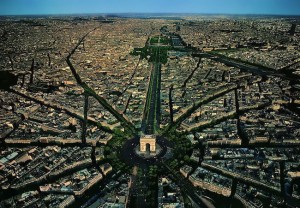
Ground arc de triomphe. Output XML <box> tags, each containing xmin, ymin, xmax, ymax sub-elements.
<box><xmin>140</xmin><ymin>135</ymin><xmax>156</xmax><ymax>152</ymax></box>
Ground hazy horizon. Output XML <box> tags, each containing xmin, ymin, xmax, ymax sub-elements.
<box><xmin>1</xmin><ymin>12</ymin><xmax>300</xmax><ymax>17</ymax></box>
<box><xmin>1</xmin><ymin>0</ymin><xmax>300</xmax><ymax>16</ymax></box>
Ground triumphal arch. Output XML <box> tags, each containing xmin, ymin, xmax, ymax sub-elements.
<box><xmin>140</xmin><ymin>135</ymin><xmax>156</xmax><ymax>152</ymax></box>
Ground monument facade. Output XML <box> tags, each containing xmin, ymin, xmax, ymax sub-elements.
<box><xmin>140</xmin><ymin>135</ymin><xmax>156</xmax><ymax>152</ymax></box>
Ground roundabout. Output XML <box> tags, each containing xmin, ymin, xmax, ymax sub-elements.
<box><xmin>120</xmin><ymin>135</ymin><xmax>171</xmax><ymax>167</ymax></box>
<box><xmin>134</xmin><ymin>142</ymin><xmax>163</xmax><ymax>158</ymax></box>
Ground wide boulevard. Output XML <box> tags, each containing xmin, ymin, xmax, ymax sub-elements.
<box><xmin>142</xmin><ymin>48</ymin><xmax>161</xmax><ymax>134</ymax></box>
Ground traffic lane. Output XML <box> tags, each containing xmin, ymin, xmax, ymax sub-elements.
<box><xmin>145</xmin><ymin>62</ymin><xmax>160</xmax><ymax>134</ymax></box>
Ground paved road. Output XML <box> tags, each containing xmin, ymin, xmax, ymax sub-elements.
<box><xmin>130</xmin><ymin>169</ymin><xmax>148</xmax><ymax>208</ymax></box>
<box><xmin>142</xmin><ymin>48</ymin><xmax>161</xmax><ymax>134</ymax></box>
<box><xmin>202</xmin><ymin>52</ymin><xmax>300</xmax><ymax>84</ymax></box>
<box><xmin>127</xmin><ymin>47</ymin><xmax>164</xmax><ymax>208</ymax></box>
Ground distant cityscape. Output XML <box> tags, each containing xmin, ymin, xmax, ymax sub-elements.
<box><xmin>0</xmin><ymin>14</ymin><xmax>300</xmax><ymax>208</ymax></box>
